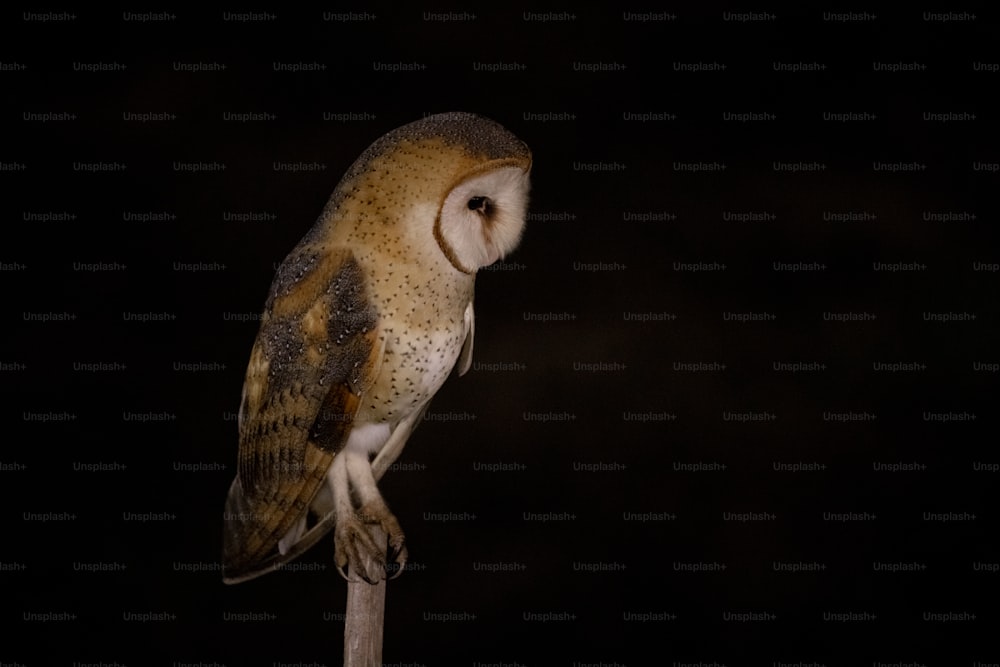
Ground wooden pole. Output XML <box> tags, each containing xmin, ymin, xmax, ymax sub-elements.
<box><xmin>344</xmin><ymin>525</ymin><xmax>387</xmax><ymax>667</ymax></box>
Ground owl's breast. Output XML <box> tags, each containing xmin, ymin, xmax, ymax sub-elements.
<box><xmin>353</xmin><ymin>266</ymin><xmax>473</xmax><ymax>425</ymax></box>
<box><xmin>362</xmin><ymin>324</ymin><xmax>464</xmax><ymax>422</ymax></box>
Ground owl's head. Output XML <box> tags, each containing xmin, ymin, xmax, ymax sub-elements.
<box><xmin>327</xmin><ymin>112</ymin><xmax>532</xmax><ymax>274</ymax></box>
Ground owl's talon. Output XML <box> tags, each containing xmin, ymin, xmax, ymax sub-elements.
<box><xmin>386</xmin><ymin>533</ymin><xmax>407</xmax><ymax>579</ymax></box>
<box><xmin>334</xmin><ymin>545</ymin><xmax>361</xmax><ymax>583</ymax></box>
<box><xmin>388</xmin><ymin>545</ymin><xmax>408</xmax><ymax>580</ymax></box>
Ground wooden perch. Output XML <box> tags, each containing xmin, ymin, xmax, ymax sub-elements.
<box><xmin>343</xmin><ymin>525</ymin><xmax>387</xmax><ymax>667</ymax></box>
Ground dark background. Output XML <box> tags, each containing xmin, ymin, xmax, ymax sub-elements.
<box><xmin>2</xmin><ymin>5</ymin><xmax>997</xmax><ymax>666</ymax></box>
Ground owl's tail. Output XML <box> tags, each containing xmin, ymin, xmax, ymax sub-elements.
<box><xmin>221</xmin><ymin>474</ymin><xmax>338</xmax><ymax>584</ymax></box>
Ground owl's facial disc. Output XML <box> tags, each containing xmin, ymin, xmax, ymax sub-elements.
<box><xmin>436</xmin><ymin>167</ymin><xmax>530</xmax><ymax>273</ymax></box>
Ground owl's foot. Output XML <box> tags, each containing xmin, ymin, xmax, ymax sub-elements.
<box><xmin>333</xmin><ymin>501</ymin><xmax>407</xmax><ymax>584</ymax></box>
<box><xmin>358</xmin><ymin>499</ymin><xmax>408</xmax><ymax>580</ymax></box>
<box><xmin>334</xmin><ymin>514</ymin><xmax>386</xmax><ymax>584</ymax></box>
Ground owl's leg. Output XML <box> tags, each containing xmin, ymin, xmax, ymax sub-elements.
<box><xmin>370</xmin><ymin>400</ymin><xmax>430</xmax><ymax>481</ymax></box>
<box><xmin>345</xmin><ymin>450</ymin><xmax>408</xmax><ymax>579</ymax></box>
<box><xmin>330</xmin><ymin>452</ymin><xmax>384</xmax><ymax>584</ymax></box>
<box><xmin>330</xmin><ymin>420</ymin><xmax>410</xmax><ymax>582</ymax></box>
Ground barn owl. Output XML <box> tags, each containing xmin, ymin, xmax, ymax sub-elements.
<box><xmin>222</xmin><ymin>112</ymin><xmax>532</xmax><ymax>584</ymax></box>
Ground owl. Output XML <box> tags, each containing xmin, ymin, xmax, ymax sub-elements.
<box><xmin>222</xmin><ymin>112</ymin><xmax>532</xmax><ymax>584</ymax></box>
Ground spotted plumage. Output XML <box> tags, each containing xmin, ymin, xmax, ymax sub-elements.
<box><xmin>222</xmin><ymin>113</ymin><xmax>532</xmax><ymax>584</ymax></box>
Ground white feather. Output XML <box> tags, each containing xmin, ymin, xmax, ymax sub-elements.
<box><xmin>344</xmin><ymin>422</ymin><xmax>393</xmax><ymax>456</ymax></box>
<box><xmin>438</xmin><ymin>167</ymin><xmax>530</xmax><ymax>271</ymax></box>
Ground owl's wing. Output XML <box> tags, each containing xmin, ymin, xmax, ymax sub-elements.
<box><xmin>456</xmin><ymin>300</ymin><xmax>475</xmax><ymax>376</ymax></box>
<box><xmin>222</xmin><ymin>247</ymin><xmax>384</xmax><ymax>583</ymax></box>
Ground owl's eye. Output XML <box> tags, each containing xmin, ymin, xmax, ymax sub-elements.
<box><xmin>467</xmin><ymin>196</ymin><xmax>493</xmax><ymax>215</ymax></box>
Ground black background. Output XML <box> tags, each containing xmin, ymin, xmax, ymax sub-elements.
<box><xmin>2</xmin><ymin>5</ymin><xmax>998</xmax><ymax>666</ymax></box>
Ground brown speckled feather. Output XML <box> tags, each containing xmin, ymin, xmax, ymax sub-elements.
<box><xmin>222</xmin><ymin>247</ymin><xmax>383</xmax><ymax>582</ymax></box>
